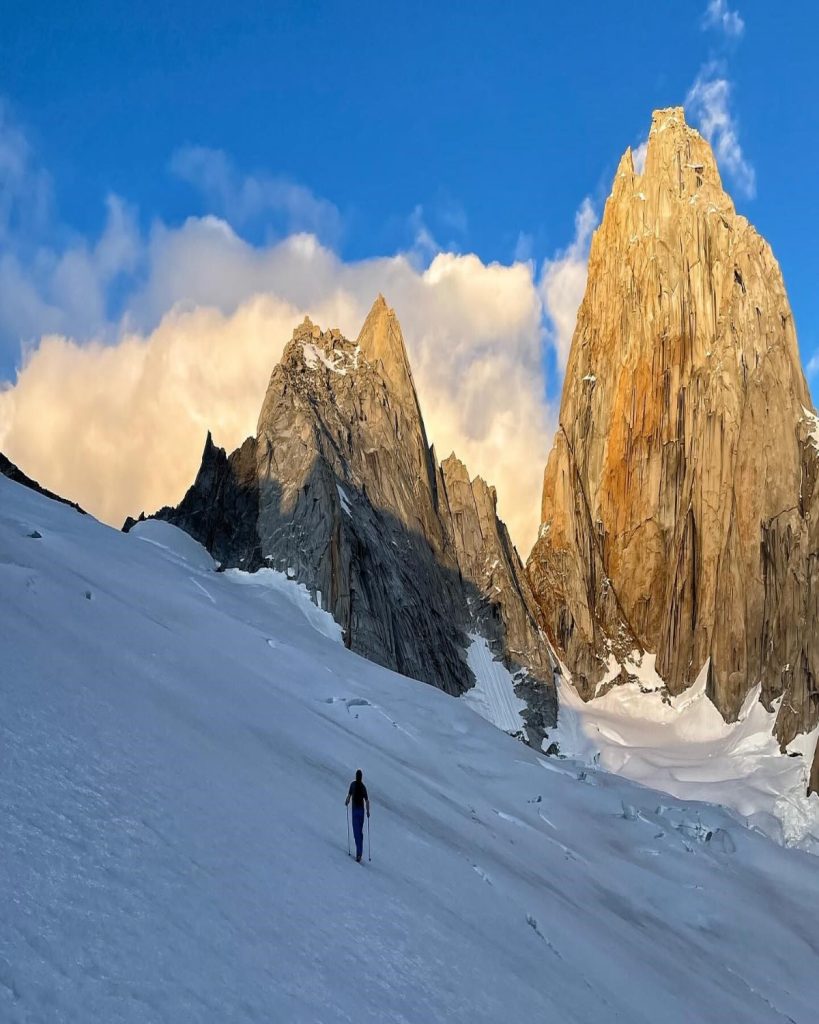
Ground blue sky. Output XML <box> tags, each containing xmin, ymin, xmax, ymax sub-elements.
<box><xmin>2</xmin><ymin>1</ymin><xmax>818</xmax><ymax>367</ymax></box>
<box><xmin>1</xmin><ymin>1</ymin><xmax>818</xmax><ymax>545</ymax></box>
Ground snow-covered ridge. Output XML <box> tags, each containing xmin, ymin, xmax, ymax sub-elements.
<box><xmin>2</xmin><ymin>474</ymin><xmax>818</xmax><ymax>1022</ymax></box>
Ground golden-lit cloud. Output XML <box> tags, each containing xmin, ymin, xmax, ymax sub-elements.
<box><xmin>0</xmin><ymin>221</ymin><xmax>555</xmax><ymax>553</ymax></box>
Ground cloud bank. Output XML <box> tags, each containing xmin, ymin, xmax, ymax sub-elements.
<box><xmin>0</xmin><ymin>209</ymin><xmax>554</xmax><ymax>552</ymax></box>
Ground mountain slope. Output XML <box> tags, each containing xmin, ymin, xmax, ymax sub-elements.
<box><xmin>1</xmin><ymin>450</ymin><xmax>86</xmax><ymax>514</ymax></box>
<box><xmin>143</xmin><ymin>296</ymin><xmax>556</xmax><ymax>743</ymax></box>
<box><xmin>527</xmin><ymin>107</ymin><xmax>819</xmax><ymax>787</ymax></box>
<box><xmin>3</xmin><ymin>476</ymin><xmax>819</xmax><ymax>1022</ymax></box>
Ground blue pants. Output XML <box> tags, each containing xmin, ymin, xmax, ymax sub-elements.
<box><xmin>352</xmin><ymin>807</ymin><xmax>365</xmax><ymax>858</ymax></box>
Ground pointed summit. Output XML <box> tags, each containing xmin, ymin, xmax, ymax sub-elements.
<box><xmin>145</xmin><ymin>297</ymin><xmax>556</xmax><ymax>732</ymax></box>
<box><xmin>356</xmin><ymin>295</ymin><xmax>417</xmax><ymax>406</ymax></box>
<box><xmin>640</xmin><ymin>105</ymin><xmax>725</xmax><ymax>200</ymax></box>
<box><xmin>528</xmin><ymin>105</ymin><xmax>818</xmax><ymax>780</ymax></box>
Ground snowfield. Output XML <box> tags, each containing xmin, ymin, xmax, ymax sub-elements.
<box><xmin>1</xmin><ymin>474</ymin><xmax>819</xmax><ymax>1023</ymax></box>
<box><xmin>550</xmin><ymin>658</ymin><xmax>819</xmax><ymax>853</ymax></box>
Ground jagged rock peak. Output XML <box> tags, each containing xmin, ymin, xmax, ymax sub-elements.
<box><xmin>356</xmin><ymin>294</ymin><xmax>417</xmax><ymax>402</ymax></box>
<box><xmin>275</xmin><ymin>298</ymin><xmax>416</xmax><ymax>398</ymax></box>
<box><xmin>142</xmin><ymin>297</ymin><xmax>558</xmax><ymax>742</ymax></box>
<box><xmin>613</xmin><ymin>106</ymin><xmax>726</xmax><ymax>209</ymax></box>
<box><xmin>441</xmin><ymin>451</ymin><xmax>470</xmax><ymax>482</ymax></box>
<box><xmin>441</xmin><ymin>452</ymin><xmax>497</xmax><ymax>510</ymax></box>
<box><xmin>276</xmin><ymin>315</ymin><xmax>360</xmax><ymax>383</ymax></box>
<box><xmin>527</xmin><ymin>105</ymin><xmax>818</xmax><ymax>788</ymax></box>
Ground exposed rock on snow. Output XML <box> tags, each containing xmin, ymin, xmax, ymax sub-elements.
<box><xmin>527</xmin><ymin>106</ymin><xmax>819</xmax><ymax>789</ymax></box>
<box><xmin>130</xmin><ymin>432</ymin><xmax>260</xmax><ymax>570</ymax></box>
<box><xmin>138</xmin><ymin>298</ymin><xmax>557</xmax><ymax>742</ymax></box>
<box><xmin>439</xmin><ymin>453</ymin><xmax>556</xmax><ymax>739</ymax></box>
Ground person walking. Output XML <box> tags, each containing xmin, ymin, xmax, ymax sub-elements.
<box><xmin>345</xmin><ymin>769</ymin><xmax>370</xmax><ymax>863</ymax></box>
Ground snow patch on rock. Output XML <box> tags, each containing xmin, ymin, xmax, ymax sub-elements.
<box><xmin>301</xmin><ymin>342</ymin><xmax>349</xmax><ymax>375</ymax></box>
<box><xmin>461</xmin><ymin>634</ymin><xmax>527</xmax><ymax>735</ymax></box>
<box><xmin>801</xmin><ymin>405</ymin><xmax>819</xmax><ymax>449</ymax></box>
<box><xmin>336</xmin><ymin>484</ymin><xmax>353</xmax><ymax>518</ymax></box>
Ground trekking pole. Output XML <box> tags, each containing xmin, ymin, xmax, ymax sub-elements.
<box><xmin>368</xmin><ymin>813</ymin><xmax>372</xmax><ymax>862</ymax></box>
<box><xmin>346</xmin><ymin>805</ymin><xmax>351</xmax><ymax>856</ymax></box>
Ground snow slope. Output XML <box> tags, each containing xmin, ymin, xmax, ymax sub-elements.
<box><xmin>550</xmin><ymin>656</ymin><xmax>819</xmax><ymax>853</ymax></box>
<box><xmin>1</xmin><ymin>474</ymin><xmax>819</xmax><ymax>1023</ymax></box>
<box><xmin>461</xmin><ymin>633</ymin><xmax>527</xmax><ymax>735</ymax></box>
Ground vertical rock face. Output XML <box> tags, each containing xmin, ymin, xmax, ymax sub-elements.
<box><xmin>437</xmin><ymin>454</ymin><xmax>557</xmax><ymax>733</ymax></box>
<box><xmin>527</xmin><ymin>107</ymin><xmax>819</xmax><ymax>781</ymax></box>
<box><xmin>146</xmin><ymin>297</ymin><xmax>557</xmax><ymax>738</ymax></box>
<box><xmin>252</xmin><ymin>298</ymin><xmax>466</xmax><ymax>693</ymax></box>
<box><xmin>438</xmin><ymin>454</ymin><xmax>551</xmax><ymax>680</ymax></box>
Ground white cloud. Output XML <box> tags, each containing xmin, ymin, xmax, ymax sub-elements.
<box><xmin>0</xmin><ymin>193</ymin><xmax>141</xmax><ymax>359</ymax></box>
<box><xmin>632</xmin><ymin>139</ymin><xmax>648</xmax><ymax>175</ymax></box>
<box><xmin>406</xmin><ymin>205</ymin><xmax>441</xmax><ymax>265</ymax></box>
<box><xmin>686</xmin><ymin>65</ymin><xmax>756</xmax><ymax>199</ymax></box>
<box><xmin>170</xmin><ymin>145</ymin><xmax>342</xmax><ymax>244</ymax></box>
<box><xmin>807</xmin><ymin>353</ymin><xmax>819</xmax><ymax>377</ymax></box>
<box><xmin>0</xmin><ymin>103</ymin><xmax>143</xmax><ymax>361</ymax></box>
<box><xmin>2</xmin><ymin>106</ymin><xmax>618</xmax><ymax>554</ymax></box>
<box><xmin>538</xmin><ymin>198</ymin><xmax>597</xmax><ymax>368</ymax></box>
<box><xmin>702</xmin><ymin>0</ymin><xmax>744</xmax><ymax>38</ymax></box>
<box><xmin>0</xmin><ymin>223</ymin><xmax>554</xmax><ymax>553</ymax></box>
<box><xmin>0</xmin><ymin>100</ymin><xmax>52</xmax><ymax>241</ymax></box>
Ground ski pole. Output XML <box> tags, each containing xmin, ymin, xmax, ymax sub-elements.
<box><xmin>347</xmin><ymin>805</ymin><xmax>351</xmax><ymax>856</ymax></box>
<box><xmin>368</xmin><ymin>812</ymin><xmax>372</xmax><ymax>862</ymax></box>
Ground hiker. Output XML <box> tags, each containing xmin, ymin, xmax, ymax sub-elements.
<box><xmin>345</xmin><ymin>769</ymin><xmax>370</xmax><ymax>862</ymax></box>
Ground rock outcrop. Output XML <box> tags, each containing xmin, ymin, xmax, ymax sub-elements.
<box><xmin>142</xmin><ymin>297</ymin><xmax>557</xmax><ymax>740</ymax></box>
<box><xmin>437</xmin><ymin>454</ymin><xmax>555</xmax><ymax>732</ymax></box>
<box><xmin>136</xmin><ymin>434</ymin><xmax>260</xmax><ymax>569</ymax></box>
<box><xmin>527</xmin><ymin>107</ymin><xmax>819</xmax><ymax>788</ymax></box>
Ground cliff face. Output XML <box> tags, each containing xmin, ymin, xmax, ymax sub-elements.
<box><xmin>145</xmin><ymin>297</ymin><xmax>557</xmax><ymax>740</ymax></box>
<box><xmin>527</xmin><ymin>107</ymin><xmax>819</xmax><ymax>784</ymax></box>
<box><xmin>437</xmin><ymin>454</ymin><xmax>556</xmax><ymax>733</ymax></box>
<box><xmin>252</xmin><ymin>299</ymin><xmax>469</xmax><ymax>695</ymax></box>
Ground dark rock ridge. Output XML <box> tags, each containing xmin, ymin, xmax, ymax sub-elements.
<box><xmin>1</xmin><ymin>452</ymin><xmax>86</xmax><ymax>514</ymax></box>
<box><xmin>128</xmin><ymin>434</ymin><xmax>260</xmax><ymax>569</ymax></box>
<box><xmin>527</xmin><ymin>107</ymin><xmax>819</xmax><ymax>792</ymax></box>
<box><xmin>135</xmin><ymin>297</ymin><xmax>557</xmax><ymax>742</ymax></box>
